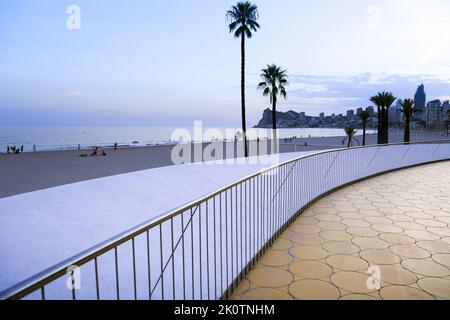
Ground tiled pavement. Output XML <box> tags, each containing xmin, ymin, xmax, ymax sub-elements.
<box><xmin>232</xmin><ymin>161</ymin><xmax>450</xmax><ymax>300</ymax></box>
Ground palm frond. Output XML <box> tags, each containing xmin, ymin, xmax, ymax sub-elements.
<box><xmin>228</xmin><ymin>21</ymin><xmax>239</xmax><ymax>32</ymax></box>
<box><xmin>257</xmin><ymin>63</ymin><xmax>289</xmax><ymax>103</ymax></box>
<box><xmin>359</xmin><ymin>110</ymin><xmax>370</xmax><ymax>123</ymax></box>
<box><xmin>399</xmin><ymin>98</ymin><xmax>418</xmax><ymax>119</ymax></box>
<box><xmin>227</xmin><ymin>1</ymin><xmax>260</xmax><ymax>38</ymax></box>
<box><xmin>342</xmin><ymin>125</ymin><xmax>360</xmax><ymax>147</ymax></box>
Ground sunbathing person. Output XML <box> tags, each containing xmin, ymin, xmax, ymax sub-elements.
<box><xmin>90</xmin><ymin>147</ymin><xmax>98</xmax><ymax>156</ymax></box>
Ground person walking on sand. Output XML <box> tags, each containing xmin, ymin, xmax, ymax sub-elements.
<box><xmin>114</xmin><ymin>142</ymin><xmax>118</xmax><ymax>150</ymax></box>
<box><xmin>20</xmin><ymin>145</ymin><xmax>24</xmax><ymax>152</ymax></box>
<box><xmin>33</xmin><ymin>145</ymin><xmax>36</xmax><ymax>152</ymax></box>
<box><xmin>7</xmin><ymin>146</ymin><xmax>10</xmax><ymax>154</ymax></box>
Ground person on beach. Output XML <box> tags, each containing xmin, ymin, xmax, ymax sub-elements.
<box><xmin>90</xmin><ymin>147</ymin><xmax>98</xmax><ymax>156</ymax></box>
<box><xmin>7</xmin><ymin>146</ymin><xmax>10</xmax><ymax>154</ymax></box>
<box><xmin>114</xmin><ymin>142</ymin><xmax>118</xmax><ymax>150</ymax></box>
<box><xmin>101</xmin><ymin>150</ymin><xmax>107</xmax><ymax>156</ymax></box>
<box><xmin>20</xmin><ymin>145</ymin><xmax>24</xmax><ymax>152</ymax></box>
<box><xmin>33</xmin><ymin>145</ymin><xmax>36</xmax><ymax>152</ymax></box>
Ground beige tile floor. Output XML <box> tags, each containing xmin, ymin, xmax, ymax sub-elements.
<box><xmin>232</xmin><ymin>161</ymin><xmax>450</xmax><ymax>300</ymax></box>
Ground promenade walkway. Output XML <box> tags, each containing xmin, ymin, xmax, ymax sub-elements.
<box><xmin>233</xmin><ymin>161</ymin><xmax>450</xmax><ymax>300</ymax></box>
<box><xmin>0</xmin><ymin>151</ymin><xmax>314</xmax><ymax>295</ymax></box>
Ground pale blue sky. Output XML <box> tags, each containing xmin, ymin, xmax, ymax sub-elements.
<box><xmin>1</xmin><ymin>0</ymin><xmax>450</xmax><ymax>126</ymax></box>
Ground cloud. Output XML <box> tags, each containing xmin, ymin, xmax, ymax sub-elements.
<box><xmin>274</xmin><ymin>72</ymin><xmax>450</xmax><ymax>115</ymax></box>
<box><xmin>288</xmin><ymin>97</ymin><xmax>362</xmax><ymax>105</ymax></box>
<box><xmin>437</xmin><ymin>96</ymin><xmax>450</xmax><ymax>102</ymax></box>
<box><xmin>287</xmin><ymin>83</ymin><xmax>328</xmax><ymax>94</ymax></box>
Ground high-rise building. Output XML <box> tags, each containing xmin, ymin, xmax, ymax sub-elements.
<box><xmin>426</xmin><ymin>100</ymin><xmax>442</xmax><ymax>126</ymax></box>
<box><xmin>389</xmin><ymin>99</ymin><xmax>402</xmax><ymax>124</ymax></box>
<box><xmin>443</xmin><ymin>102</ymin><xmax>450</xmax><ymax>132</ymax></box>
<box><xmin>366</xmin><ymin>106</ymin><xmax>375</xmax><ymax>116</ymax></box>
<box><xmin>346</xmin><ymin>110</ymin><xmax>354</xmax><ymax>120</ymax></box>
<box><xmin>414</xmin><ymin>84</ymin><xmax>426</xmax><ymax>122</ymax></box>
<box><xmin>443</xmin><ymin>101</ymin><xmax>450</xmax><ymax>117</ymax></box>
<box><xmin>356</xmin><ymin>107</ymin><xmax>363</xmax><ymax>116</ymax></box>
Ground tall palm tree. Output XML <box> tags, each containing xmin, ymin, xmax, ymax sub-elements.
<box><xmin>359</xmin><ymin>110</ymin><xmax>370</xmax><ymax>146</ymax></box>
<box><xmin>369</xmin><ymin>94</ymin><xmax>383</xmax><ymax>144</ymax></box>
<box><xmin>370</xmin><ymin>92</ymin><xmax>396</xmax><ymax>144</ymax></box>
<box><xmin>399</xmin><ymin>99</ymin><xmax>420</xmax><ymax>143</ymax></box>
<box><xmin>382</xmin><ymin>92</ymin><xmax>396</xmax><ymax>144</ymax></box>
<box><xmin>227</xmin><ymin>2</ymin><xmax>260</xmax><ymax>157</ymax></box>
<box><xmin>258</xmin><ymin>64</ymin><xmax>288</xmax><ymax>154</ymax></box>
<box><xmin>342</xmin><ymin>125</ymin><xmax>360</xmax><ymax>148</ymax></box>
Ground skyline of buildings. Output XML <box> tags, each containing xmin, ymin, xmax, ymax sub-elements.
<box><xmin>257</xmin><ymin>83</ymin><xmax>450</xmax><ymax>130</ymax></box>
<box><xmin>412</xmin><ymin>84</ymin><xmax>450</xmax><ymax>128</ymax></box>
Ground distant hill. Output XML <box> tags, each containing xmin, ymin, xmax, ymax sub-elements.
<box><xmin>255</xmin><ymin>108</ymin><xmax>301</xmax><ymax>128</ymax></box>
<box><xmin>254</xmin><ymin>108</ymin><xmax>379</xmax><ymax>129</ymax></box>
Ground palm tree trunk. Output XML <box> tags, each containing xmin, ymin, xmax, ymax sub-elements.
<box><xmin>384</xmin><ymin>107</ymin><xmax>389</xmax><ymax>144</ymax></box>
<box><xmin>240</xmin><ymin>32</ymin><xmax>248</xmax><ymax>157</ymax></box>
<box><xmin>272</xmin><ymin>92</ymin><xmax>278</xmax><ymax>154</ymax></box>
<box><xmin>362</xmin><ymin>123</ymin><xmax>366</xmax><ymax>146</ymax></box>
<box><xmin>380</xmin><ymin>107</ymin><xmax>387</xmax><ymax>144</ymax></box>
<box><xmin>377</xmin><ymin>106</ymin><xmax>381</xmax><ymax>144</ymax></box>
<box><xmin>404</xmin><ymin>119</ymin><xmax>410</xmax><ymax>143</ymax></box>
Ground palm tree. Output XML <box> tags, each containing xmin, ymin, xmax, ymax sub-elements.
<box><xmin>399</xmin><ymin>99</ymin><xmax>420</xmax><ymax>143</ymax></box>
<box><xmin>370</xmin><ymin>92</ymin><xmax>396</xmax><ymax>144</ymax></box>
<box><xmin>342</xmin><ymin>125</ymin><xmax>360</xmax><ymax>148</ymax></box>
<box><xmin>227</xmin><ymin>2</ymin><xmax>260</xmax><ymax>157</ymax></box>
<box><xmin>382</xmin><ymin>92</ymin><xmax>396</xmax><ymax>144</ymax></box>
<box><xmin>258</xmin><ymin>64</ymin><xmax>288</xmax><ymax>154</ymax></box>
<box><xmin>446</xmin><ymin>109</ymin><xmax>450</xmax><ymax>138</ymax></box>
<box><xmin>359</xmin><ymin>110</ymin><xmax>370</xmax><ymax>146</ymax></box>
<box><xmin>369</xmin><ymin>94</ymin><xmax>383</xmax><ymax>144</ymax></box>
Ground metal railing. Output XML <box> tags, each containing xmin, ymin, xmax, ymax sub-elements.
<box><xmin>1</xmin><ymin>140</ymin><xmax>450</xmax><ymax>300</ymax></box>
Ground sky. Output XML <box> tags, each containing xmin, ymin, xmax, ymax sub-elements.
<box><xmin>1</xmin><ymin>0</ymin><xmax>450</xmax><ymax>127</ymax></box>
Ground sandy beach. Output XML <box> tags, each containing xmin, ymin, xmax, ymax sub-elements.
<box><xmin>0</xmin><ymin>130</ymin><xmax>448</xmax><ymax>199</ymax></box>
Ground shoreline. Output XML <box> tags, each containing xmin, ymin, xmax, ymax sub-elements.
<box><xmin>1</xmin><ymin>130</ymin><xmax>448</xmax><ymax>199</ymax></box>
<box><xmin>1</xmin><ymin>126</ymin><xmax>379</xmax><ymax>154</ymax></box>
<box><xmin>3</xmin><ymin>127</ymin><xmax>448</xmax><ymax>155</ymax></box>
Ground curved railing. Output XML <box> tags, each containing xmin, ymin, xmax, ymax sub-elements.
<box><xmin>1</xmin><ymin>140</ymin><xmax>450</xmax><ymax>300</ymax></box>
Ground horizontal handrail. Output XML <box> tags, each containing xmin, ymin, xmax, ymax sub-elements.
<box><xmin>2</xmin><ymin>138</ymin><xmax>450</xmax><ymax>300</ymax></box>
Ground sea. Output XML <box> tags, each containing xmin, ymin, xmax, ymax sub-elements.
<box><xmin>0</xmin><ymin>127</ymin><xmax>374</xmax><ymax>152</ymax></box>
